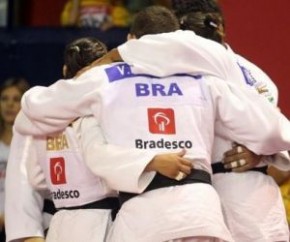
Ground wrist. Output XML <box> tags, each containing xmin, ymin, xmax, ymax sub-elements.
<box><xmin>144</xmin><ymin>156</ymin><xmax>158</xmax><ymax>172</ymax></box>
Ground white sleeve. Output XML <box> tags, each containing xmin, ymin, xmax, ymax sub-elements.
<box><xmin>15</xmin><ymin>67</ymin><xmax>105</xmax><ymax>136</ymax></box>
<box><xmin>232</xmin><ymin>50</ymin><xmax>289</xmax><ymax>167</ymax></box>
<box><xmin>118</xmin><ymin>30</ymin><xmax>245</xmax><ymax>83</ymax></box>
<box><xmin>75</xmin><ymin>116</ymin><xmax>157</xmax><ymax>193</ymax></box>
<box><xmin>209</xmin><ymin>78</ymin><xmax>290</xmax><ymax>155</ymax></box>
<box><xmin>235</xmin><ymin>52</ymin><xmax>279</xmax><ymax>105</ymax></box>
<box><xmin>26</xmin><ymin>139</ymin><xmax>49</xmax><ymax>191</ymax></box>
<box><xmin>5</xmin><ymin>129</ymin><xmax>45</xmax><ymax>242</ymax></box>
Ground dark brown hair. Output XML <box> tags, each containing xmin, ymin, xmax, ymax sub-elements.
<box><xmin>130</xmin><ymin>5</ymin><xmax>179</xmax><ymax>39</ymax></box>
<box><xmin>180</xmin><ymin>11</ymin><xmax>225</xmax><ymax>43</ymax></box>
<box><xmin>64</xmin><ymin>37</ymin><xmax>108</xmax><ymax>79</ymax></box>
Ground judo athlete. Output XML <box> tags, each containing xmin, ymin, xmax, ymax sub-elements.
<box><xmin>171</xmin><ymin>1</ymin><xmax>290</xmax><ymax>241</ymax></box>
<box><xmin>14</xmin><ymin>6</ymin><xmax>290</xmax><ymax>242</ymax></box>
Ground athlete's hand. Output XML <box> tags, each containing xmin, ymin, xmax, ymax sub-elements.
<box><xmin>223</xmin><ymin>143</ymin><xmax>262</xmax><ymax>172</ymax></box>
<box><xmin>145</xmin><ymin>150</ymin><xmax>193</xmax><ymax>180</ymax></box>
<box><xmin>24</xmin><ymin>237</ymin><xmax>45</xmax><ymax>242</ymax></box>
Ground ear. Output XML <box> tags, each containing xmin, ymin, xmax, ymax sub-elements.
<box><xmin>63</xmin><ymin>65</ymin><xmax>67</xmax><ymax>78</ymax></box>
<box><xmin>127</xmin><ymin>33</ymin><xmax>136</xmax><ymax>40</ymax></box>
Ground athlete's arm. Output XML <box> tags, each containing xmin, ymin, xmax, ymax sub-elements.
<box><xmin>15</xmin><ymin>66</ymin><xmax>107</xmax><ymax>136</ymax></box>
<box><xmin>5</xmin><ymin>130</ymin><xmax>45</xmax><ymax>242</ymax></box>
<box><xmin>76</xmin><ymin>116</ymin><xmax>192</xmax><ymax>193</ymax></box>
<box><xmin>209</xmin><ymin>76</ymin><xmax>290</xmax><ymax>155</ymax></box>
<box><xmin>117</xmin><ymin>30</ymin><xmax>244</xmax><ymax>83</ymax></box>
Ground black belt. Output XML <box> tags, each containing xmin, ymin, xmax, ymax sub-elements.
<box><xmin>43</xmin><ymin>199</ymin><xmax>57</xmax><ymax>215</ymax></box>
<box><xmin>119</xmin><ymin>169</ymin><xmax>211</xmax><ymax>206</ymax></box>
<box><xmin>57</xmin><ymin>197</ymin><xmax>119</xmax><ymax>210</ymax></box>
<box><xmin>212</xmin><ymin>162</ymin><xmax>268</xmax><ymax>175</ymax></box>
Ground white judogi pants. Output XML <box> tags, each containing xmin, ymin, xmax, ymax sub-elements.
<box><xmin>107</xmin><ymin>184</ymin><xmax>233</xmax><ymax>242</ymax></box>
<box><xmin>46</xmin><ymin>209</ymin><xmax>113</xmax><ymax>242</ymax></box>
<box><xmin>213</xmin><ymin>172</ymin><xmax>289</xmax><ymax>242</ymax></box>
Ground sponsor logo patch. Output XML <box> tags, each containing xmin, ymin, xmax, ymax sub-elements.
<box><xmin>50</xmin><ymin>157</ymin><xmax>67</xmax><ymax>185</ymax></box>
<box><xmin>148</xmin><ymin>108</ymin><xmax>176</xmax><ymax>134</ymax></box>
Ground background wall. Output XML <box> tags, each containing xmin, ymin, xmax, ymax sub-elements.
<box><xmin>0</xmin><ymin>27</ymin><xmax>128</xmax><ymax>87</ymax></box>
<box><xmin>220</xmin><ymin>0</ymin><xmax>290</xmax><ymax>117</ymax></box>
<box><xmin>21</xmin><ymin>0</ymin><xmax>67</xmax><ymax>26</ymax></box>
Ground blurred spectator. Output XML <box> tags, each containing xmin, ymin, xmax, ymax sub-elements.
<box><xmin>0</xmin><ymin>77</ymin><xmax>30</xmax><ymax>241</ymax></box>
<box><xmin>61</xmin><ymin>0</ymin><xmax>112</xmax><ymax>28</ymax></box>
<box><xmin>111</xmin><ymin>0</ymin><xmax>131</xmax><ymax>27</ymax></box>
<box><xmin>61</xmin><ymin>0</ymin><xmax>130</xmax><ymax>30</ymax></box>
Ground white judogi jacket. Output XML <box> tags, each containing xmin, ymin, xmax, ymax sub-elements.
<box><xmin>117</xmin><ymin>31</ymin><xmax>290</xmax><ymax>170</ymax></box>
<box><xmin>29</xmin><ymin>118</ymin><xmax>117</xmax><ymax>208</ymax></box>
<box><xmin>14</xmin><ymin>62</ymin><xmax>290</xmax><ymax>241</ymax></box>
<box><xmin>212</xmin><ymin>45</ymin><xmax>282</xmax><ymax>164</ymax></box>
<box><xmin>5</xmin><ymin>129</ymin><xmax>49</xmax><ymax>242</ymax></box>
<box><xmin>113</xmin><ymin>32</ymin><xmax>290</xmax><ymax>241</ymax></box>
<box><xmin>118</xmin><ymin>30</ymin><xmax>245</xmax><ymax>85</ymax></box>
<box><xmin>27</xmin><ymin>117</ymin><xmax>118</xmax><ymax>242</ymax></box>
<box><xmin>213</xmin><ymin>45</ymin><xmax>289</xmax><ymax>170</ymax></box>
<box><xmin>211</xmin><ymin>46</ymin><xmax>289</xmax><ymax>242</ymax></box>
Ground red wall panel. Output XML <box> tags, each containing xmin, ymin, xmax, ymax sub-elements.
<box><xmin>220</xmin><ymin>0</ymin><xmax>290</xmax><ymax>117</ymax></box>
<box><xmin>24</xmin><ymin>0</ymin><xmax>67</xmax><ymax>26</ymax></box>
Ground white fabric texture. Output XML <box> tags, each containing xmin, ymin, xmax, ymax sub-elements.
<box><xmin>27</xmin><ymin>117</ymin><xmax>118</xmax><ymax>242</ymax></box>
<box><xmin>5</xmin><ymin>129</ymin><xmax>47</xmax><ymax>242</ymax></box>
<box><xmin>13</xmin><ymin>62</ymin><xmax>290</xmax><ymax>241</ymax></box>
<box><xmin>11</xmin><ymin>32</ymin><xmax>290</xmax><ymax>241</ymax></box>
<box><xmin>210</xmin><ymin>45</ymin><xmax>289</xmax><ymax>242</ymax></box>
<box><xmin>107</xmin><ymin>184</ymin><xmax>231</xmax><ymax>242</ymax></box>
<box><xmin>46</xmin><ymin>209</ymin><xmax>113</xmax><ymax>242</ymax></box>
<box><xmin>117</xmin><ymin>34</ymin><xmax>290</xmax><ymax>242</ymax></box>
<box><xmin>28</xmin><ymin>117</ymin><xmax>117</xmax><ymax>209</ymax></box>
<box><xmin>213</xmin><ymin>172</ymin><xmax>289</xmax><ymax>242</ymax></box>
